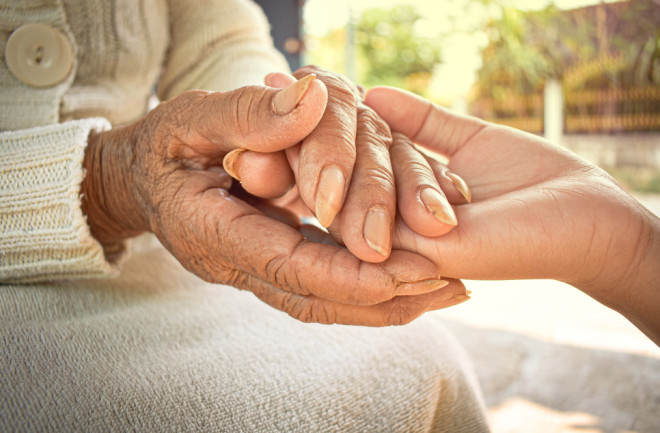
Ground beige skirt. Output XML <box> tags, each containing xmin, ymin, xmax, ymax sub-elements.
<box><xmin>0</xmin><ymin>235</ymin><xmax>489</xmax><ymax>432</ymax></box>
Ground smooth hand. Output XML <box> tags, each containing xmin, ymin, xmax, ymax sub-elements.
<box><xmin>365</xmin><ymin>86</ymin><xmax>660</xmax><ymax>343</ymax></box>
<box><xmin>80</xmin><ymin>81</ymin><xmax>467</xmax><ymax>326</ymax></box>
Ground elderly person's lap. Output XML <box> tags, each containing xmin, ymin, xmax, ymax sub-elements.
<box><xmin>1</xmin><ymin>235</ymin><xmax>488</xmax><ymax>432</ymax></box>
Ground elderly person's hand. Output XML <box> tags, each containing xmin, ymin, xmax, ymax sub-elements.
<box><xmin>365</xmin><ymin>86</ymin><xmax>660</xmax><ymax>344</ymax></box>
<box><xmin>225</xmin><ymin>66</ymin><xmax>462</xmax><ymax>264</ymax></box>
<box><xmin>80</xmin><ymin>80</ymin><xmax>467</xmax><ymax>326</ymax></box>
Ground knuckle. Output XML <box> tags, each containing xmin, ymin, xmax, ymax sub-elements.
<box><xmin>299</xmin><ymin>130</ymin><xmax>356</xmax><ymax>173</ymax></box>
<box><xmin>221</xmin><ymin>267</ymin><xmax>249</xmax><ymax>288</ymax></box>
<box><xmin>351</xmin><ymin>147</ymin><xmax>396</xmax><ymax>193</ymax></box>
<box><xmin>356</xmin><ymin>108</ymin><xmax>392</xmax><ymax>149</ymax></box>
<box><xmin>149</xmin><ymin>90</ymin><xmax>207</xmax><ymax>137</ymax></box>
<box><xmin>362</xmin><ymin>165</ymin><xmax>396</xmax><ymax>193</ymax></box>
<box><xmin>264</xmin><ymin>252</ymin><xmax>309</xmax><ymax>296</ymax></box>
<box><xmin>355</xmin><ymin>83</ymin><xmax>366</xmax><ymax>99</ymax></box>
<box><xmin>264</xmin><ymin>254</ymin><xmax>287</xmax><ymax>286</ymax></box>
<box><xmin>308</xmin><ymin>124</ymin><xmax>356</xmax><ymax>149</ymax></box>
<box><xmin>326</xmin><ymin>82</ymin><xmax>359</xmax><ymax>106</ymax></box>
<box><xmin>224</xmin><ymin>86</ymin><xmax>269</xmax><ymax>138</ymax></box>
<box><xmin>190</xmin><ymin>255</ymin><xmax>243</xmax><ymax>286</ymax></box>
<box><xmin>283</xmin><ymin>293</ymin><xmax>314</xmax><ymax>323</ymax></box>
<box><xmin>310</xmin><ymin>302</ymin><xmax>338</xmax><ymax>324</ymax></box>
<box><xmin>179</xmin><ymin>89</ymin><xmax>209</xmax><ymax>100</ymax></box>
<box><xmin>358</xmin><ymin>106</ymin><xmax>391</xmax><ymax>135</ymax></box>
<box><xmin>404</xmin><ymin>159</ymin><xmax>436</xmax><ymax>179</ymax></box>
<box><xmin>385</xmin><ymin>302</ymin><xmax>417</xmax><ymax>326</ymax></box>
<box><xmin>296</xmin><ymin>65</ymin><xmax>359</xmax><ymax>99</ymax></box>
<box><xmin>391</xmin><ymin>131</ymin><xmax>414</xmax><ymax>147</ymax></box>
<box><xmin>284</xmin><ymin>295</ymin><xmax>337</xmax><ymax>324</ymax></box>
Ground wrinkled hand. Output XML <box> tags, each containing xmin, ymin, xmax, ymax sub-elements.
<box><xmin>227</xmin><ymin>66</ymin><xmax>461</xmax><ymax>263</ymax></box>
<box><xmin>80</xmin><ymin>81</ymin><xmax>467</xmax><ymax>326</ymax></box>
<box><xmin>365</xmin><ymin>86</ymin><xmax>660</xmax><ymax>343</ymax></box>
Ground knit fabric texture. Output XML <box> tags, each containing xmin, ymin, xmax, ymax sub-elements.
<box><xmin>0</xmin><ymin>235</ymin><xmax>491</xmax><ymax>432</ymax></box>
<box><xmin>0</xmin><ymin>118</ymin><xmax>115</xmax><ymax>282</ymax></box>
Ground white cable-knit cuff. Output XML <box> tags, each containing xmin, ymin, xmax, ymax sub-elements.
<box><xmin>0</xmin><ymin>118</ymin><xmax>125</xmax><ymax>283</ymax></box>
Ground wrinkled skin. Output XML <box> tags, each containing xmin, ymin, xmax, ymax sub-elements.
<box><xmin>233</xmin><ymin>67</ymin><xmax>466</xmax><ymax>262</ymax></box>
<box><xmin>81</xmin><ymin>81</ymin><xmax>468</xmax><ymax>326</ymax></box>
<box><xmin>365</xmin><ymin>86</ymin><xmax>660</xmax><ymax>345</ymax></box>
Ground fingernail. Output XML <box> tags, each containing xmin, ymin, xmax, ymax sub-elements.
<box><xmin>451</xmin><ymin>294</ymin><xmax>471</xmax><ymax>305</ymax></box>
<box><xmin>315</xmin><ymin>165</ymin><xmax>345</xmax><ymax>227</ymax></box>
<box><xmin>223</xmin><ymin>149</ymin><xmax>246</xmax><ymax>180</ymax></box>
<box><xmin>363</xmin><ymin>207</ymin><xmax>391</xmax><ymax>257</ymax></box>
<box><xmin>446</xmin><ymin>172</ymin><xmax>472</xmax><ymax>203</ymax></box>
<box><xmin>398</xmin><ymin>279</ymin><xmax>449</xmax><ymax>296</ymax></box>
<box><xmin>272</xmin><ymin>73</ymin><xmax>316</xmax><ymax>115</ymax></box>
<box><xmin>420</xmin><ymin>188</ymin><xmax>457</xmax><ymax>226</ymax></box>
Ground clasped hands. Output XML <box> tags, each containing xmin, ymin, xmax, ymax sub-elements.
<box><xmin>81</xmin><ymin>65</ymin><xmax>469</xmax><ymax>326</ymax></box>
<box><xmin>82</xmin><ymin>65</ymin><xmax>660</xmax><ymax>335</ymax></box>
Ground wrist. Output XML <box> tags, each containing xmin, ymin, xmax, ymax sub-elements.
<box><xmin>613</xmin><ymin>211</ymin><xmax>660</xmax><ymax>344</ymax></box>
<box><xmin>572</xmin><ymin>200</ymin><xmax>660</xmax><ymax>344</ymax></box>
<box><xmin>81</xmin><ymin>125</ymin><xmax>148</xmax><ymax>245</ymax></box>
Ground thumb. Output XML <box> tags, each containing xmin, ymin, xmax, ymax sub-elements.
<box><xmin>217</xmin><ymin>74</ymin><xmax>323</xmax><ymax>199</ymax></box>
<box><xmin>222</xmin><ymin>73</ymin><xmax>327</xmax><ymax>152</ymax></box>
<box><xmin>364</xmin><ymin>86</ymin><xmax>485</xmax><ymax>157</ymax></box>
<box><xmin>166</xmin><ymin>74</ymin><xmax>328</xmax><ymax>160</ymax></box>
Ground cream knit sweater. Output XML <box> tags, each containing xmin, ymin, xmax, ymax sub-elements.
<box><xmin>0</xmin><ymin>0</ymin><xmax>288</xmax><ymax>282</ymax></box>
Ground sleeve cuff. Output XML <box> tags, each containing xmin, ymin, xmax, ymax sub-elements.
<box><xmin>0</xmin><ymin>118</ymin><xmax>126</xmax><ymax>283</ymax></box>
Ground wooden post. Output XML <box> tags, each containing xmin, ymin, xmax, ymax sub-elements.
<box><xmin>254</xmin><ymin>0</ymin><xmax>303</xmax><ymax>71</ymax></box>
<box><xmin>544</xmin><ymin>78</ymin><xmax>564</xmax><ymax>144</ymax></box>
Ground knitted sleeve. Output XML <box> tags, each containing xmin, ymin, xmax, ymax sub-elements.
<box><xmin>157</xmin><ymin>0</ymin><xmax>290</xmax><ymax>99</ymax></box>
<box><xmin>0</xmin><ymin>118</ymin><xmax>124</xmax><ymax>283</ymax></box>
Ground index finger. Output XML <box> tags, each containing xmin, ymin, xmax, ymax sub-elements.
<box><xmin>364</xmin><ymin>86</ymin><xmax>487</xmax><ymax>158</ymax></box>
<box><xmin>291</xmin><ymin>67</ymin><xmax>360</xmax><ymax>228</ymax></box>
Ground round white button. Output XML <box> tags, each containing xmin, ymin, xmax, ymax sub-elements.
<box><xmin>4</xmin><ymin>23</ymin><xmax>74</xmax><ymax>88</ymax></box>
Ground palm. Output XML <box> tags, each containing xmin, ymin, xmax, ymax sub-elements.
<box><xmin>393</xmin><ymin>121</ymin><xmax>633</xmax><ymax>287</ymax></box>
<box><xmin>366</xmin><ymin>86</ymin><xmax>660</xmax><ymax>344</ymax></box>
<box><xmin>449</xmin><ymin>125</ymin><xmax>579</xmax><ymax>200</ymax></box>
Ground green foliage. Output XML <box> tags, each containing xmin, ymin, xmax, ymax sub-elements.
<box><xmin>305</xmin><ymin>5</ymin><xmax>443</xmax><ymax>97</ymax></box>
<box><xmin>476</xmin><ymin>5</ymin><xmax>566</xmax><ymax>98</ymax></box>
<box><xmin>354</xmin><ymin>5</ymin><xmax>442</xmax><ymax>95</ymax></box>
<box><xmin>467</xmin><ymin>3</ymin><xmax>566</xmax><ymax>123</ymax></box>
<box><xmin>305</xmin><ymin>27</ymin><xmax>347</xmax><ymax>77</ymax></box>
<box><xmin>474</xmin><ymin>0</ymin><xmax>660</xmax><ymax>101</ymax></box>
<box><xmin>606</xmin><ymin>166</ymin><xmax>660</xmax><ymax>193</ymax></box>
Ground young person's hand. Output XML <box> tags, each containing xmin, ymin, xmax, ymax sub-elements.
<box><xmin>366</xmin><ymin>86</ymin><xmax>660</xmax><ymax>344</ymax></box>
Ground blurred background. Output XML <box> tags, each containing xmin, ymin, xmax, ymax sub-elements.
<box><xmin>256</xmin><ymin>1</ymin><xmax>660</xmax><ymax>432</ymax></box>
<box><xmin>261</xmin><ymin>0</ymin><xmax>660</xmax><ymax>192</ymax></box>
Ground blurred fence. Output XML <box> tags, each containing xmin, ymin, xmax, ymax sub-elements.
<box><xmin>471</xmin><ymin>85</ymin><xmax>660</xmax><ymax>134</ymax></box>
<box><xmin>471</xmin><ymin>95</ymin><xmax>544</xmax><ymax>133</ymax></box>
<box><xmin>565</xmin><ymin>87</ymin><xmax>660</xmax><ymax>133</ymax></box>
